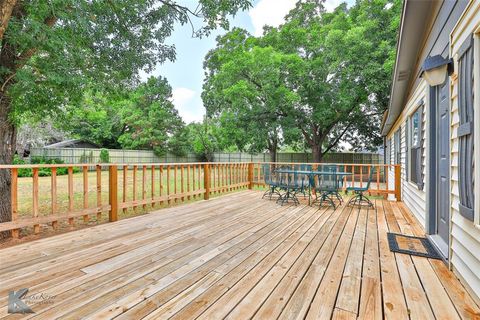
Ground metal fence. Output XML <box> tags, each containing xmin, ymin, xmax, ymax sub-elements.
<box><xmin>30</xmin><ymin>147</ymin><xmax>383</xmax><ymax>164</ymax></box>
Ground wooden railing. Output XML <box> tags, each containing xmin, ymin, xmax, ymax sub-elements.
<box><xmin>0</xmin><ymin>161</ymin><xmax>399</xmax><ymax>238</ymax></box>
<box><xmin>251</xmin><ymin>162</ymin><xmax>401</xmax><ymax>199</ymax></box>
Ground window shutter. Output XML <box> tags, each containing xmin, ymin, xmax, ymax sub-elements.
<box><xmin>458</xmin><ymin>35</ymin><xmax>475</xmax><ymax>221</ymax></box>
<box><xmin>418</xmin><ymin>105</ymin><xmax>424</xmax><ymax>190</ymax></box>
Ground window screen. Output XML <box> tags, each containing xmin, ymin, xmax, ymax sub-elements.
<box><xmin>410</xmin><ymin>106</ymin><xmax>423</xmax><ymax>189</ymax></box>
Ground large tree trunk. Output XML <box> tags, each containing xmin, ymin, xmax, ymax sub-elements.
<box><xmin>312</xmin><ymin>144</ymin><xmax>323</xmax><ymax>163</ymax></box>
<box><xmin>0</xmin><ymin>92</ymin><xmax>16</xmax><ymax>239</ymax></box>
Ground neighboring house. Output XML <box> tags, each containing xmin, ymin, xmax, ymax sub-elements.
<box><xmin>44</xmin><ymin>139</ymin><xmax>99</xmax><ymax>149</ymax></box>
<box><xmin>381</xmin><ymin>0</ymin><xmax>480</xmax><ymax>302</ymax></box>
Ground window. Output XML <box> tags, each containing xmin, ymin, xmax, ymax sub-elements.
<box><xmin>410</xmin><ymin>105</ymin><xmax>423</xmax><ymax>189</ymax></box>
<box><xmin>405</xmin><ymin>118</ymin><xmax>410</xmax><ymax>182</ymax></box>
<box><xmin>394</xmin><ymin>129</ymin><xmax>401</xmax><ymax>164</ymax></box>
<box><xmin>385</xmin><ymin>139</ymin><xmax>391</xmax><ymax>164</ymax></box>
<box><xmin>458</xmin><ymin>35</ymin><xmax>475</xmax><ymax>221</ymax></box>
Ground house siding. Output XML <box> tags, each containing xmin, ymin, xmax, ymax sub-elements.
<box><xmin>386</xmin><ymin>0</ymin><xmax>480</xmax><ymax>302</ymax></box>
<box><xmin>449</xmin><ymin>0</ymin><xmax>480</xmax><ymax>302</ymax></box>
<box><xmin>387</xmin><ymin>82</ymin><xmax>427</xmax><ymax>227</ymax></box>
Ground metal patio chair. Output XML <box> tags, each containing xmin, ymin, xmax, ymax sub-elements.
<box><xmin>346</xmin><ymin>166</ymin><xmax>375</xmax><ymax>208</ymax></box>
<box><xmin>262</xmin><ymin>164</ymin><xmax>282</xmax><ymax>200</ymax></box>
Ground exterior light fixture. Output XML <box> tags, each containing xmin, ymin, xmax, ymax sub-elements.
<box><xmin>420</xmin><ymin>55</ymin><xmax>454</xmax><ymax>86</ymax></box>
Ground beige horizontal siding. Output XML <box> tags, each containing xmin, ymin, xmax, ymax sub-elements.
<box><xmin>449</xmin><ymin>0</ymin><xmax>480</xmax><ymax>302</ymax></box>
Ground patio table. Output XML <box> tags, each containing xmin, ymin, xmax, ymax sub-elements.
<box><xmin>275</xmin><ymin>169</ymin><xmax>353</xmax><ymax>206</ymax></box>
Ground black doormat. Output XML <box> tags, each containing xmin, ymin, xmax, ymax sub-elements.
<box><xmin>387</xmin><ymin>233</ymin><xmax>443</xmax><ymax>259</ymax></box>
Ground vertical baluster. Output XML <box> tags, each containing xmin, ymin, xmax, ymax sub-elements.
<box><xmin>187</xmin><ymin>165</ymin><xmax>191</xmax><ymax>200</ymax></box>
<box><xmin>123</xmin><ymin>165</ymin><xmax>128</xmax><ymax>213</ymax></box>
<box><xmin>376</xmin><ymin>165</ymin><xmax>380</xmax><ymax>192</ymax></box>
<box><xmin>192</xmin><ymin>165</ymin><xmax>196</xmax><ymax>199</ymax></box>
<box><xmin>68</xmin><ymin>166</ymin><xmax>74</xmax><ymax>227</ymax></box>
<box><xmin>367</xmin><ymin>166</ymin><xmax>371</xmax><ymax>195</ymax></box>
<box><xmin>132</xmin><ymin>165</ymin><xmax>137</xmax><ymax>211</ymax></box>
<box><xmin>343</xmin><ymin>165</ymin><xmax>347</xmax><ymax>191</ymax></box>
<box><xmin>159</xmin><ymin>165</ymin><xmax>164</xmax><ymax>205</ymax></box>
<box><xmin>83</xmin><ymin>166</ymin><xmax>89</xmax><ymax>222</ymax></box>
<box><xmin>181</xmin><ymin>165</ymin><xmax>185</xmax><ymax>202</ymax></box>
<box><xmin>96</xmin><ymin>165</ymin><xmax>102</xmax><ymax>221</ymax></box>
<box><xmin>151</xmin><ymin>165</ymin><xmax>155</xmax><ymax>207</ymax></box>
<box><xmin>167</xmin><ymin>165</ymin><xmax>171</xmax><ymax>205</ymax></box>
<box><xmin>386</xmin><ymin>164</ymin><xmax>389</xmax><ymax>194</ymax></box>
<box><xmin>11</xmin><ymin>168</ymin><xmax>19</xmax><ymax>238</ymax></box>
<box><xmin>51</xmin><ymin>167</ymin><xmax>58</xmax><ymax>230</ymax></box>
<box><xmin>142</xmin><ymin>165</ymin><xmax>147</xmax><ymax>209</ymax></box>
<box><xmin>174</xmin><ymin>165</ymin><xmax>178</xmax><ymax>202</ymax></box>
<box><xmin>360</xmin><ymin>165</ymin><xmax>363</xmax><ymax>188</ymax></box>
<box><xmin>351</xmin><ymin>165</ymin><xmax>355</xmax><ymax>188</ymax></box>
<box><xmin>32</xmin><ymin>168</ymin><xmax>40</xmax><ymax>234</ymax></box>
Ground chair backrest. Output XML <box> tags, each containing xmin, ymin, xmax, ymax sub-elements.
<box><xmin>365</xmin><ymin>166</ymin><xmax>376</xmax><ymax>189</ymax></box>
<box><xmin>262</xmin><ymin>164</ymin><xmax>273</xmax><ymax>184</ymax></box>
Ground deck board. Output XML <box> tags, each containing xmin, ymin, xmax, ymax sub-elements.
<box><xmin>0</xmin><ymin>190</ymin><xmax>479</xmax><ymax>319</ymax></box>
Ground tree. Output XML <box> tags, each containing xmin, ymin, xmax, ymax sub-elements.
<box><xmin>186</xmin><ymin>120</ymin><xmax>221</xmax><ymax>162</ymax></box>
<box><xmin>62</xmin><ymin>77</ymin><xmax>189</xmax><ymax>156</ymax></box>
<box><xmin>260</xmin><ymin>0</ymin><xmax>401</xmax><ymax>162</ymax></box>
<box><xmin>118</xmin><ymin>77</ymin><xmax>186</xmax><ymax>156</ymax></box>
<box><xmin>0</xmin><ymin>0</ymin><xmax>252</xmax><ymax>234</ymax></box>
<box><xmin>202</xmin><ymin>29</ymin><xmax>302</xmax><ymax>162</ymax></box>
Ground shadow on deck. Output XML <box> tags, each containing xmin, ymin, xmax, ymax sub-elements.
<box><xmin>0</xmin><ymin>190</ymin><xmax>478</xmax><ymax>319</ymax></box>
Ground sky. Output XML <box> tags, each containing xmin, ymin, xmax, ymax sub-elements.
<box><xmin>144</xmin><ymin>0</ymin><xmax>352</xmax><ymax>123</ymax></box>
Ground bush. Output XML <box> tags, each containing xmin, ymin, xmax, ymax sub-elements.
<box><xmin>14</xmin><ymin>155</ymin><xmax>79</xmax><ymax>177</ymax></box>
<box><xmin>79</xmin><ymin>151</ymin><xmax>94</xmax><ymax>163</ymax></box>
<box><xmin>99</xmin><ymin>148</ymin><xmax>110</xmax><ymax>163</ymax></box>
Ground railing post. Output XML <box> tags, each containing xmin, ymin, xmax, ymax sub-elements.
<box><xmin>11</xmin><ymin>168</ymin><xmax>19</xmax><ymax>238</ymax></box>
<box><xmin>394</xmin><ymin>165</ymin><xmax>401</xmax><ymax>201</ymax></box>
<box><xmin>204</xmin><ymin>163</ymin><xmax>210</xmax><ymax>200</ymax></box>
<box><xmin>248</xmin><ymin>163</ymin><xmax>254</xmax><ymax>190</ymax></box>
<box><xmin>109</xmin><ymin>165</ymin><xmax>118</xmax><ymax>222</ymax></box>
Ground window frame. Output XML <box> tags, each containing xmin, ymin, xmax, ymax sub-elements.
<box><xmin>409</xmin><ymin>104</ymin><xmax>423</xmax><ymax>189</ymax></box>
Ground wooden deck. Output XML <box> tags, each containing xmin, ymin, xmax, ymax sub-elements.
<box><xmin>0</xmin><ymin>190</ymin><xmax>479</xmax><ymax>319</ymax></box>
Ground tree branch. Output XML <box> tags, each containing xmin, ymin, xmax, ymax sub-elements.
<box><xmin>0</xmin><ymin>0</ymin><xmax>16</xmax><ymax>40</ymax></box>
<box><xmin>322</xmin><ymin>121</ymin><xmax>353</xmax><ymax>156</ymax></box>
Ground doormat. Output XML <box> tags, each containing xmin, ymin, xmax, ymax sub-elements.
<box><xmin>387</xmin><ymin>233</ymin><xmax>443</xmax><ymax>259</ymax></box>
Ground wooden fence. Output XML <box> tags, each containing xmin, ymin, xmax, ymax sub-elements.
<box><xmin>0</xmin><ymin>162</ymin><xmax>399</xmax><ymax>238</ymax></box>
<box><xmin>30</xmin><ymin>147</ymin><xmax>383</xmax><ymax>164</ymax></box>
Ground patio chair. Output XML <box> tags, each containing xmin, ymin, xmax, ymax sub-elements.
<box><xmin>262</xmin><ymin>164</ymin><xmax>282</xmax><ymax>200</ymax></box>
<box><xmin>346</xmin><ymin>166</ymin><xmax>375</xmax><ymax>208</ymax></box>
<box><xmin>276</xmin><ymin>170</ymin><xmax>302</xmax><ymax>206</ymax></box>
<box><xmin>312</xmin><ymin>166</ymin><xmax>341</xmax><ymax>208</ymax></box>
<box><xmin>296</xmin><ymin>164</ymin><xmax>312</xmax><ymax>197</ymax></box>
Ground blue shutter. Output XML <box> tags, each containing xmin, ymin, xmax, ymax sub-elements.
<box><xmin>457</xmin><ymin>36</ymin><xmax>474</xmax><ymax>221</ymax></box>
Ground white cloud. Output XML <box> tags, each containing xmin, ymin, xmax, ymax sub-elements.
<box><xmin>171</xmin><ymin>87</ymin><xmax>204</xmax><ymax>123</ymax></box>
<box><xmin>249</xmin><ymin>0</ymin><xmax>296</xmax><ymax>36</ymax></box>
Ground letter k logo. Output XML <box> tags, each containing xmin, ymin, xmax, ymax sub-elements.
<box><xmin>8</xmin><ymin>289</ymin><xmax>34</xmax><ymax>314</ymax></box>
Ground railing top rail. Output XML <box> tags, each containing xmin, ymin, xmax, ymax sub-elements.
<box><xmin>252</xmin><ymin>162</ymin><xmax>394</xmax><ymax>167</ymax></box>
<box><xmin>0</xmin><ymin>162</ymin><xmax>255</xmax><ymax>169</ymax></box>
<box><xmin>0</xmin><ymin>161</ymin><xmax>393</xmax><ymax>169</ymax></box>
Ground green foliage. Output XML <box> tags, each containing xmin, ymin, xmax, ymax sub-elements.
<box><xmin>3</xmin><ymin>1</ymin><xmax>253</xmax><ymax>124</ymax></box>
<box><xmin>202</xmin><ymin>0</ymin><xmax>401</xmax><ymax>160</ymax></box>
<box><xmin>79</xmin><ymin>151</ymin><xmax>94</xmax><ymax>164</ymax></box>
<box><xmin>60</xmin><ymin>76</ymin><xmax>187</xmax><ymax>156</ymax></box>
<box><xmin>13</xmin><ymin>156</ymin><xmax>79</xmax><ymax>177</ymax></box>
<box><xmin>99</xmin><ymin>149</ymin><xmax>110</xmax><ymax>163</ymax></box>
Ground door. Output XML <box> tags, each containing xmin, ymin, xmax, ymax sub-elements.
<box><xmin>435</xmin><ymin>80</ymin><xmax>450</xmax><ymax>251</ymax></box>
